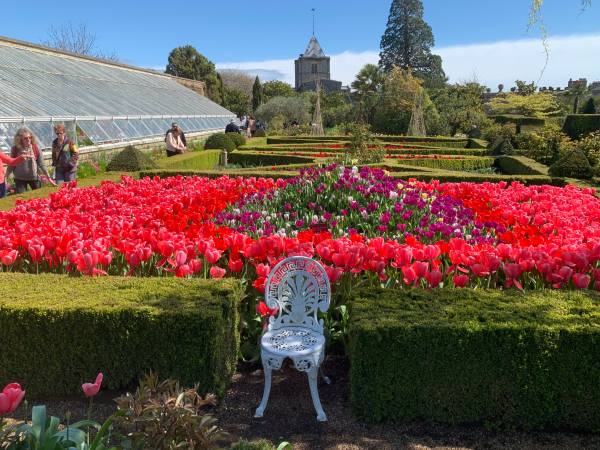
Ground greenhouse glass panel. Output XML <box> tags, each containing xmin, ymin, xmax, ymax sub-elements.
<box><xmin>142</xmin><ymin>119</ymin><xmax>164</xmax><ymax>135</ymax></box>
<box><xmin>177</xmin><ymin>118</ymin><xmax>194</xmax><ymax>132</ymax></box>
<box><xmin>132</xmin><ymin>119</ymin><xmax>155</xmax><ymax>137</ymax></box>
<box><xmin>26</xmin><ymin>122</ymin><xmax>54</xmax><ymax>149</ymax></box>
<box><xmin>96</xmin><ymin>120</ymin><xmax>127</xmax><ymax>142</ymax></box>
<box><xmin>188</xmin><ymin>118</ymin><xmax>204</xmax><ymax>130</ymax></box>
<box><xmin>113</xmin><ymin>119</ymin><xmax>144</xmax><ymax>139</ymax></box>
<box><xmin>0</xmin><ymin>123</ymin><xmax>22</xmax><ymax>152</ymax></box>
<box><xmin>150</xmin><ymin>118</ymin><xmax>168</xmax><ymax>135</ymax></box>
<box><xmin>78</xmin><ymin>121</ymin><xmax>111</xmax><ymax>144</ymax></box>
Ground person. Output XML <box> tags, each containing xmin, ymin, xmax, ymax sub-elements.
<box><xmin>0</xmin><ymin>150</ymin><xmax>30</xmax><ymax>198</ymax></box>
<box><xmin>6</xmin><ymin>128</ymin><xmax>56</xmax><ymax>193</ymax></box>
<box><xmin>247</xmin><ymin>116</ymin><xmax>256</xmax><ymax>138</ymax></box>
<box><xmin>165</xmin><ymin>125</ymin><xmax>187</xmax><ymax>157</ymax></box>
<box><xmin>225</xmin><ymin>119</ymin><xmax>240</xmax><ymax>133</ymax></box>
<box><xmin>165</xmin><ymin>122</ymin><xmax>187</xmax><ymax>147</ymax></box>
<box><xmin>51</xmin><ymin>124</ymin><xmax>79</xmax><ymax>184</ymax></box>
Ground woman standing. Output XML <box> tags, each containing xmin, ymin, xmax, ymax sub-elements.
<box><xmin>6</xmin><ymin>128</ymin><xmax>56</xmax><ymax>193</ymax></box>
<box><xmin>51</xmin><ymin>124</ymin><xmax>79</xmax><ymax>184</ymax></box>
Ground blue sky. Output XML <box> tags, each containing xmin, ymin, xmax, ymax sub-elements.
<box><xmin>2</xmin><ymin>0</ymin><xmax>600</xmax><ymax>87</ymax></box>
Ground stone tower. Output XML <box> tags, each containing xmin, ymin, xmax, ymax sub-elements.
<box><xmin>294</xmin><ymin>36</ymin><xmax>341</xmax><ymax>93</ymax></box>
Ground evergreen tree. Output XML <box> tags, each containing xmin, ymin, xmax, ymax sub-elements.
<box><xmin>252</xmin><ymin>76</ymin><xmax>263</xmax><ymax>112</ymax></box>
<box><xmin>581</xmin><ymin>97</ymin><xmax>597</xmax><ymax>114</ymax></box>
<box><xmin>165</xmin><ymin>45</ymin><xmax>221</xmax><ymax>103</ymax></box>
<box><xmin>379</xmin><ymin>0</ymin><xmax>446</xmax><ymax>87</ymax></box>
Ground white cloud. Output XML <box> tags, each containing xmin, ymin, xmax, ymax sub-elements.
<box><xmin>216</xmin><ymin>33</ymin><xmax>600</xmax><ymax>89</ymax></box>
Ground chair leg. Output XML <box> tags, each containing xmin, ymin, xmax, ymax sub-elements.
<box><xmin>254</xmin><ymin>365</ymin><xmax>272</xmax><ymax>418</ymax></box>
<box><xmin>308</xmin><ymin>365</ymin><xmax>327</xmax><ymax>422</ymax></box>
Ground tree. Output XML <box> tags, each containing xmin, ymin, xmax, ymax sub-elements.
<box><xmin>255</xmin><ymin>96</ymin><xmax>311</xmax><ymax>127</ymax></box>
<box><xmin>218</xmin><ymin>69</ymin><xmax>254</xmax><ymax>97</ymax></box>
<box><xmin>581</xmin><ymin>97</ymin><xmax>597</xmax><ymax>114</ymax></box>
<box><xmin>515</xmin><ymin>80</ymin><xmax>537</xmax><ymax>96</ymax></box>
<box><xmin>430</xmin><ymin>82</ymin><xmax>488</xmax><ymax>136</ymax></box>
<box><xmin>567</xmin><ymin>82</ymin><xmax>588</xmax><ymax>113</ymax></box>
<box><xmin>379</xmin><ymin>0</ymin><xmax>446</xmax><ymax>87</ymax></box>
<box><xmin>351</xmin><ymin>64</ymin><xmax>384</xmax><ymax>123</ymax></box>
<box><xmin>222</xmin><ymin>86</ymin><xmax>251</xmax><ymax>117</ymax></box>
<box><xmin>165</xmin><ymin>45</ymin><xmax>221</xmax><ymax>103</ymax></box>
<box><xmin>262</xmin><ymin>80</ymin><xmax>296</xmax><ymax>101</ymax></box>
<box><xmin>252</xmin><ymin>76</ymin><xmax>263</xmax><ymax>112</ymax></box>
<box><xmin>44</xmin><ymin>22</ymin><xmax>119</xmax><ymax>61</ymax></box>
<box><xmin>490</xmin><ymin>92</ymin><xmax>561</xmax><ymax>117</ymax></box>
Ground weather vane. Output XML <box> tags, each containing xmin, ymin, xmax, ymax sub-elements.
<box><xmin>311</xmin><ymin>8</ymin><xmax>316</xmax><ymax>36</ymax></box>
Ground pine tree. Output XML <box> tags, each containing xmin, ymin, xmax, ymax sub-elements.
<box><xmin>581</xmin><ymin>97</ymin><xmax>597</xmax><ymax>114</ymax></box>
<box><xmin>252</xmin><ymin>76</ymin><xmax>263</xmax><ymax>112</ymax></box>
<box><xmin>379</xmin><ymin>0</ymin><xmax>446</xmax><ymax>88</ymax></box>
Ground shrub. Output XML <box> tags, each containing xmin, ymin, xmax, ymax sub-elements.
<box><xmin>581</xmin><ymin>98</ymin><xmax>597</xmax><ymax>114</ymax></box>
<box><xmin>514</xmin><ymin>125</ymin><xmax>574</xmax><ymax>165</ymax></box>
<box><xmin>106</xmin><ymin>146</ymin><xmax>157</xmax><ymax>172</ymax></box>
<box><xmin>489</xmin><ymin>136</ymin><xmax>514</xmax><ymax>156</ymax></box>
<box><xmin>253</xmin><ymin>128</ymin><xmax>267</xmax><ymax>138</ymax></box>
<box><xmin>344</xmin><ymin>124</ymin><xmax>385</xmax><ymax>164</ymax></box>
<box><xmin>577</xmin><ymin>131</ymin><xmax>600</xmax><ymax>166</ymax></box>
<box><xmin>204</xmin><ymin>133</ymin><xmax>236</xmax><ymax>152</ymax></box>
<box><xmin>563</xmin><ymin>114</ymin><xmax>600</xmax><ymax>139</ymax></box>
<box><xmin>549</xmin><ymin>148</ymin><xmax>594</xmax><ymax>179</ymax></box>
<box><xmin>349</xmin><ymin>287</ymin><xmax>600</xmax><ymax>430</ymax></box>
<box><xmin>226</xmin><ymin>132</ymin><xmax>246</xmax><ymax>147</ymax></box>
<box><xmin>495</xmin><ymin>155</ymin><xmax>549</xmax><ymax>175</ymax></box>
<box><xmin>0</xmin><ymin>274</ymin><xmax>241</xmax><ymax>396</ymax></box>
<box><xmin>155</xmin><ymin>150</ymin><xmax>221</xmax><ymax>171</ymax></box>
<box><xmin>481</xmin><ymin>122</ymin><xmax>516</xmax><ymax>146</ymax></box>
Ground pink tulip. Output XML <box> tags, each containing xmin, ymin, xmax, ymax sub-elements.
<box><xmin>209</xmin><ymin>266</ymin><xmax>226</xmax><ymax>279</ymax></box>
<box><xmin>0</xmin><ymin>383</ymin><xmax>25</xmax><ymax>415</ymax></box>
<box><xmin>82</xmin><ymin>373</ymin><xmax>103</xmax><ymax>398</ymax></box>
<box><xmin>573</xmin><ymin>273</ymin><xmax>591</xmax><ymax>289</ymax></box>
<box><xmin>453</xmin><ymin>274</ymin><xmax>469</xmax><ymax>288</ymax></box>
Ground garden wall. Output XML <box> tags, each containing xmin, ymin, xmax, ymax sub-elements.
<box><xmin>0</xmin><ymin>274</ymin><xmax>241</xmax><ymax>397</ymax></box>
<box><xmin>348</xmin><ymin>287</ymin><xmax>600</xmax><ymax>431</ymax></box>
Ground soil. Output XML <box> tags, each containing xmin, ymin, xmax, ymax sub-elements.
<box><xmin>8</xmin><ymin>356</ymin><xmax>600</xmax><ymax>449</ymax></box>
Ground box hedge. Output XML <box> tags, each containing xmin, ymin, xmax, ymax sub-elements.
<box><xmin>348</xmin><ymin>287</ymin><xmax>600</xmax><ymax>431</ymax></box>
<box><xmin>495</xmin><ymin>155</ymin><xmax>549</xmax><ymax>175</ymax></box>
<box><xmin>0</xmin><ymin>274</ymin><xmax>241</xmax><ymax>397</ymax></box>
<box><xmin>204</xmin><ymin>132</ymin><xmax>236</xmax><ymax>152</ymax></box>
<box><xmin>563</xmin><ymin>114</ymin><xmax>600</xmax><ymax>139</ymax></box>
<box><xmin>229</xmin><ymin>152</ymin><xmax>315</xmax><ymax>167</ymax></box>
<box><xmin>155</xmin><ymin>150</ymin><xmax>221</xmax><ymax>171</ymax></box>
<box><xmin>395</xmin><ymin>157</ymin><xmax>495</xmax><ymax>171</ymax></box>
<box><xmin>266</xmin><ymin>136</ymin><xmax>470</xmax><ymax>148</ymax></box>
<box><xmin>242</xmin><ymin>145</ymin><xmax>488</xmax><ymax>157</ymax></box>
<box><xmin>549</xmin><ymin>148</ymin><xmax>594</xmax><ymax>180</ymax></box>
<box><xmin>106</xmin><ymin>146</ymin><xmax>157</xmax><ymax>172</ymax></box>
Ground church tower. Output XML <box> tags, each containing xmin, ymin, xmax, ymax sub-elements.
<box><xmin>294</xmin><ymin>36</ymin><xmax>341</xmax><ymax>93</ymax></box>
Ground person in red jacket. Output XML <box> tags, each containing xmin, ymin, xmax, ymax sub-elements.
<box><xmin>0</xmin><ymin>151</ymin><xmax>30</xmax><ymax>198</ymax></box>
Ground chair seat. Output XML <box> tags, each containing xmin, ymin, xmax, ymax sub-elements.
<box><xmin>261</xmin><ymin>327</ymin><xmax>325</xmax><ymax>357</ymax></box>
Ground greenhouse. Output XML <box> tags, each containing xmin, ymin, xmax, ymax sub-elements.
<box><xmin>0</xmin><ymin>36</ymin><xmax>235</xmax><ymax>151</ymax></box>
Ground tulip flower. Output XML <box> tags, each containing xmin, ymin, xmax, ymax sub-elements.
<box><xmin>209</xmin><ymin>266</ymin><xmax>226</xmax><ymax>279</ymax></box>
<box><xmin>82</xmin><ymin>373</ymin><xmax>103</xmax><ymax>398</ymax></box>
<box><xmin>0</xmin><ymin>383</ymin><xmax>25</xmax><ymax>415</ymax></box>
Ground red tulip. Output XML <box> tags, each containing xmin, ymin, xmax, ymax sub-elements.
<box><xmin>453</xmin><ymin>274</ymin><xmax>469</xmax><ymax>288</ymax></box>
<box><xmin>82</xmin><ymin>373</ymin><xmax>103</xmax><ymax>398</ymax></box>
<box><xmin>209</xmin><ymin>266</ymin><xmax>226</xmax><ymax>279</ymax></box>
<box><xmin>573</xmin><ymin>273</ymin><xmax>591</xmax><ymax>289</ymax></box>
<box><xmin>0</xmin><ymin>383</ymin><xmax>25</xmax><ymax>415</ymax></box>
<box><xmin>425</xmin><ymin>269</ymin><xmax>443</xmax><ymax>288</ymax></box>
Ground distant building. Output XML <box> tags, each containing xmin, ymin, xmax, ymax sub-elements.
<box><xmin>294</xmin><ymin>36</ymin><xmax>342</xmax><ymax>93</ymax></box>
<box><xmin>568</xmin><ymin>78</ymin><xmax>588</xmax><ymax>90</ymax></box>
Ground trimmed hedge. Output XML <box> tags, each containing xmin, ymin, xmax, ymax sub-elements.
<box><xmin>563</xmin><ymin>114</ymin><xmax>600</xmax><ymax>139</ymax></box>
<box><xmin>266</xmin><ymin>136</ymin><xmax>470</xmax><ymax>148</ymax></box>
<box><xmin>349</xmin><ymin>288</ymin><xmax>600</xmax><ymax>430</ymax></box>
<box><xmin>0</xmin><ymin>274</ymin><xmax>241</xmax><ymax>397</ymax></box>
<box><xmin>155</xmin><ymin>150</ymin><xmax>221</xmax><ymax>171</ymax></box>
<box><xmin>107</xmin><ymin>146</ymin><xmax>157</xmax><ymax>172</ymax></box>
<box><xmin>242</xmin><ymin>145</ymin><xmax>489</xmax><ymax>156</ymax></box>
<box><xmin>229</xmin><ymin>152</ymin><xmax>315</xmax><ymax>167</ymax></box>
<box><xmin>496</xmin><ymin>155</ymin><xmax>549</xmax><ymax>175</ymax></box>
<box><xmin>386</xmin><ymin>171</ymin><xmax>564</xmax><ymax>185</ymax></box>
<box><xmin>226</xmin><ymin>132</ymin><xmax>246</xmax><ymax>147</ymax></box>
<box><xmin>492</xmin><ymin>115</ymin><xmax>546</xmax><ymax>127</ymax></box>
<box><xmin>549</xmin><ymin>148</ymin><xmax>594</xmax><ymax>180</ymax></box>
<box><xmin>204</xmin><ymin>133</ymin><xmax>236</xmax><ymax>152</ymax></box>
<box><xmin>395</xmin><ymin>157</ymin><xmax>495</xmax><ymax>171</ymax></box>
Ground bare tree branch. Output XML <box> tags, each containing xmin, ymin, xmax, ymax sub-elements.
<box><xmin>44</xmin><ymin>22</ymin><xmax>120</xmax><ymax>62</ymax></box>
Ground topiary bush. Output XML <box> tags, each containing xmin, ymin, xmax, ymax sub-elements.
<box><xmin>489</xmin><ymin>136</ymin><xmax>514</xmax><ymax>156</ymax></box>
<box><xmin>226</xmin><ymin>132</ymin><xmax>246</xmax><ymax>148</ymax></box>
<box><xmin>253</xmin><ymin>129</ymin><xmax>267</xmax><ymax>138</ymax></box>
<box><xmin>204</xmin><ymin>133</ymin><xmax>236</xmax><ymax>152</ymax></box>
<box><xmin>106</xmin><ymin>146</ymin><xmax>157</xmax><ymax>172</ymax></box>
<box><xmin>563</xmin><ymin>114</ymin><xmax>600</xmax><ymax>139</ymax></box>
<box><xmin>549</xmin><ymin>148</ymin><xmax>593</xmax><ymax>179</ymax></box>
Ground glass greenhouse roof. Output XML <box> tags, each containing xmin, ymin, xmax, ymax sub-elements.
<box><xmin>0</xmin><ymin>37</ymin><xmax>235</xmax><ymax>150</ymax></box>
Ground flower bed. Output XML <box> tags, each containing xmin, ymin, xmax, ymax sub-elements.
<box><xmin>0</xmin><ymin>166</ymin><xmax>599</xmax><ymax>293</ymax></box>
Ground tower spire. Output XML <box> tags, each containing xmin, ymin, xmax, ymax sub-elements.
<box><xmin>311</xmin><ymin>8</ymin><xmax>315</xmax><ymax>36</ymax></box>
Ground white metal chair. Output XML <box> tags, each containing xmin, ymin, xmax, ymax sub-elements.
<box><xmin>254</xmin><ymin>256</ymin><xmax>331</xmax><ymax>422</ymax></box>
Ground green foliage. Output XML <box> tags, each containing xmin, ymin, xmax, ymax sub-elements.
<box><xmin>165</xmin><ymin>45</ymin><xmax>222</xmax><ymax>103</ymax></box>
<box><xmin>253</xmin><ymin>129</ymin><xmax>267</xmax><ymax>138</ymax></box>
<box><xmin>481</xmin><ymin>122</ymin><xmax>516</xmax><ymax>146</ymax></box>
<box><xmin>578</xmin><ymin>131</ymin><xmax>600</xmax><ymax>166</ymax></box>
<box><xmin>106</xmin><ymin>146</ymin><xmax>157</xmax><ymax>172</ymax></box>
<box><xmin>514</xmin><ymin>124</ymin><xmax>573</xmax><ymax>165</ymax></box>
<box><xmin>492</xmin><ymin>115</ymin><xmax>546</xmax><ymax>127</ymax></box>
<box><xmin>226</xmin><ymin>132</ymin><xmax>246</xmax><ymax>148</ymax></box>
<box><xmin>344</xmin><ymin>124</ymin><xmax>385</xmax><ymax>164</ymax></box>
<box><xmin>490</xmin><ymin>93</ymin><xmax>561</xmax><ymax>118</ymax></box>
<box><xmin>549</xmin><ymin>148</ymin><xmax>594</xmax><ymax>179</ymax></box>
<box><xmin>563</xmin><ymin>114</ymin><xmax>600</xmax><ymax>139</ymax></box>
<box><xmin>348</xmin><ymin>287</ymin><xmax>600</xmax><ymax>430</ymax></box>
<box><xmin>495</xmin><ymin>155</ymin><xmax>549</xmax><ymax>175</ymax></box>
<box><xmin>379</xmin><ymin>0</ymin><xmax>446</xmax><ymax>87</ymax></box>
<box><xmin>515</xmin><ymin>80</ymin><xmax>537</xmax><ymax>95</ymax></box>
<box><xmin>204</xmin><ymin>133</ymin><xmax>236</xmax><ymax>152</ymax></box>
<box><xmin>229</xmin><ymin>152</ymin><xmax>314</xmax><ymax>167</ymax></box>
<box><xmin>255</xmin><ymin>96</ymin><xmax>311</xmax><ymax>127</ymax></box>
<box><xmin>252</xmin><ymin>76</ymin><xmax>263</xmax><ymax>112</ymax></box>
<box><xmin>114</xmin><ymin>373</ymin><xmax>225</xmax><ymax>449</ymax></box>
<box><xmin>155</xmin><ymin>150</ymin><xmax>221</xmax><ymax>171</ymax></box>
<box><xmin>398</xmin><ymin>157</ymin><xmax>495</xmax><ymax>171</ymax></box>
<box><xmin>0</xmin><ymin>273</ymin><xmax>241</xmax><ymax>396</ymax></box>
<box><xmin>261</xmin><ymin>81</ymin><xmax>295</xmax><ymax>102</ymax></box>
<box><xmin>489</xmin><ymin>136</ymin><xmax>514</xmax><ymax>156</ymax></box>
<box><xmin>77</xmin><ymin>154</ymin><xmax>109</xmax><ymax>179</ymax></box>
<box><xmin>581</xmin><ymin>97</ymin><xmax>597</xmax><ymax>114</ymax></box>
<box><xmin>430</xmin><ymin>82</ymin><xmax>488</xmax><ymax>136</ymax></box>
<box><xmin>223</xmin><ymin>86</ymin><xmax>251</xmax><ymax>117</ymax></box>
